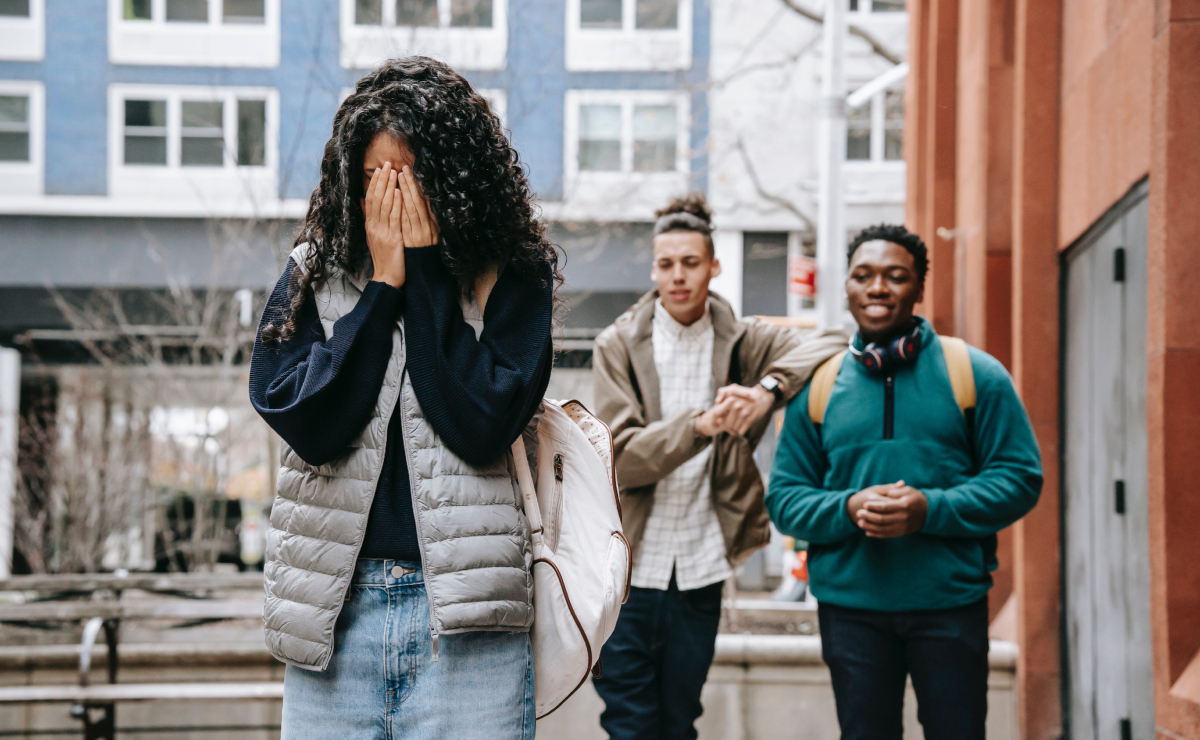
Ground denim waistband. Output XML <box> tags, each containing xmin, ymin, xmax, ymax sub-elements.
<box><xmin>352</xmin><ymin>558</ymin><xmax>423</xmax><ymax>586</ymax></box>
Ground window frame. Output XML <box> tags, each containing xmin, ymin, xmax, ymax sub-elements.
<box><xmin>565</xmin><ymin>90</ymin><xmax>689</xmax><ymax>182</ymax></box>
<box><xmin>565</xmin><ymin>0</ymin><xmax>692</xmax><ymax>71</ymax></box>
<box><xmin>108</xmin><ymin>84</ymin><xmax>279</xmax><ymax>203</ymax></box>
<box><xmin>0</xmin><ymin>0</ymin><xmax>44</xmax><ymax>61</ymax></box>
<box><xmin>0</xmin><ymin>80</ymin><xmax>44</xmax><ymax>196</ymax></box>
<box><xmin>107</xmin><ymin>0</ymin><xmax>280</xmax><ymax>68</ymax></box>
<box><xmin>843</xmin><ymin>87</ymin><xmax>904</xmax><ymax>168</ymax></box>
<box><xmin>338</xmin><ymin>0</ymin><xmax>508</xmax><ymax>71</ymax></box>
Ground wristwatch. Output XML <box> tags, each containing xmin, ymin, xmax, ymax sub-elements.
<box><xmin>758</xmin><ymin>375</ymin><xmax>784</xmax><ymax>403</ymax></box>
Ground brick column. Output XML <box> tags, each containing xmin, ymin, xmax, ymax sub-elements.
<box><xmin>1010</xmin><ymin>0</ymin><xmax>1062</xmax><ymax>737</ymax></box>
<box><xmin>918</xmin><ymin>0</ymin><xmax>959</xmax><ymax>336</ymax></box>
<box><xmin>1147</xmin><ymin>3</ymin><xmax>1200</xmax><ymax>736</ymax></box>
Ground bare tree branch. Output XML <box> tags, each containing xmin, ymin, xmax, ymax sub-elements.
<box><xmin>736</xmin><ymin>137</ymin><xmax>816</xmax><ymax>233</ymax></box>
<box><xmin>778</xmin><ymin>0</ymin><xmax>904</xmax><ymax>65</ymax></box>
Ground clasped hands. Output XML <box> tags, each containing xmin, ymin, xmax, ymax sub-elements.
<box><xmin>846</xmin><ymin>481</ymin><xmax>928</xmax><ymax>538</ymax></box>
<box><xmin>695</xmin><ymin>383</ymin><xmax>776</xmax><ymax>437</ymax></box>
<box><xmin>363</xmin><ymin>161</ymin><xmax>440</xmax><ymax>289</ymax></box>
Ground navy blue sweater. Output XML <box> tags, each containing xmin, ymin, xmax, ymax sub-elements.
<box><xmin>249</xmin><ymin>247</ymin><xmax>553</xmax><ymax>561</ymax></box>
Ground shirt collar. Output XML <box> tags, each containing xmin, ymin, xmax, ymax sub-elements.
<box><xmin>653</xmin><ymin>298</ymin><xmax>713</xmax><ymax>340</ymax></box>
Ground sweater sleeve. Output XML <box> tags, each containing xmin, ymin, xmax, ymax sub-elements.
<box><xmin>919</xmin><ymin>349</ymin><xmax>1044</xmax><ymax>538</ymax></box>
<box><xmin>403</xmin><ymin>248</ymin><xmax>553</xmax><ymax>468</ymax></box>
<box><xmin>765</xmin><ymin>384</ymin><xmax>860</xmax><ymax>544</ymax></box>
<box><xmin>248</xmin><ymin>258</ymin><xmax>405</xmax><ymax>466</ymax></box>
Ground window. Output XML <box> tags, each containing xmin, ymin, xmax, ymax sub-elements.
<box><xmin>850</xmin><ymin>0</ymin><xmax>904</xmax><ymax>11</ymax></box>
<box><xmin>166</xmin><ymin>0</ymin><xmax>208</xmax><ymax>21</ymax></box>
<box><xmin>237</xmin><ymin>99</ymin><xmax>266</xmax><ymax>166</ymax></box>
<box><xmin>353</xmin><ymin>0</ymin><xmax>493</xmax><ymax>28</ymax></box>
<box><xmin>579</xmin><ymin>105</ymin><xmax>621</xmax><ymax>171</ymax></box>
<box><xmin>567</xmin><ymin>0</ymin><xmax>691</xmax><ymax>71</ymax></box>
<box><xmin>571</xmin><ymin>95</ymin><xmax>685</xmax><ymax>175</ymax></box>
<box><xmin>0</xmin><ymin>0</ymin><xmax>42</xmax><ymax>61</ymax></box>
<box><xmin>109</xmin><ymin>0</ymin><xmax>278</xmax><ymax>67</ymax></box>
<box><xmin>223</xmin><ymin>0</ymin><xmax>264</xmax><ymax>22</ymax></box>
<box><xmin>845</xmin><ymin>87</ymin><xmax>904</xmax><ymax>164</ymax></box>
<box><xmin>846</xmin><ymin>103</ymin><xmax>871</xmax><ymax>161</ymax></box>
<box><xmin>884</xmin><ymin>88</ymin><xmax>903</xmax><ymax>160</ymax></box>
<box><xmin>632</xmin><ymin>105</ymin><xmax>675</xmax><ymax>171</ymax></box>
<box><xmin>340</xmin><ymin>0</ymin><xmax>506</xmax><ymax>69</ymax></box>
<box><xmin>110</xmin><ymin>85</ymin><xmax>277</xmax><ymax>205</ymax></box>
<box><xmin>123</xmin><ymin>99</ymin><xmax>168</xmax><ymax>165</ymax></box>
<box><xmin>0</xmin><ymin>95</ymin><xmax>29</xmax><ymax>162</ymax></box>
<box><xmin>0</xmin><ymin>0</ymin><xmax>29</xmax><ymax>16</ymax></box>
<box><xmin>0</xmin><ymin>81</ymin><xmax>43</xmax><ymax>195</ymax></box>
<box><xmin>120</xmin><ymin>93</ymin><xmax>267</xmax><ymax>169</ymax></box>
<box><xmin>565</xmin><ymin>90</ymin><xmax>689</xmax><ymax>214</ymax></box>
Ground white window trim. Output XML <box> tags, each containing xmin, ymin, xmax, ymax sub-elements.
<box><xmin>108</xmin><ymin>0</ymin><xmax>280</xmax><ymax>68</ymax></box>
<box><xmin>0</xmin><ymin>80</ymin><xmax>44</xmax><ymax>196</ymax></box>
<box><xmin>0</xmin><ymin>0</ymin><xmax>44</xmax><ymax>61</ymax></box>
<box><xmin>565</xmin><ymin>0</ymin><xmax>691</xmax><ymax>71</ymax></box>
<box><xmin>108</xmin><ymin>84</ymin><xmax>280</xmax><ymax>207</ymax></box>
<box><xmin>561</xmin><ymin>90</ymin><xmax>689</xmax><ymax>220</ymax></box>
<box><xmin>339</xmin><ymin>0</ymin><xmax>508</xmax><ymax>71</ymax></box>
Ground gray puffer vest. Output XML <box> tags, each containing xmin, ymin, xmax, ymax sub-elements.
<box><xmin>263</xmin><ymin>244</ymin><xmax>534</xmax><ymax>671</ymax></box>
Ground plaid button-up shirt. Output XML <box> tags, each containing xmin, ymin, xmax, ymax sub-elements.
<box><xmin>629</xmin><ymin>300</ymin><xmax>733</xmax><ymax>592</ymax></box>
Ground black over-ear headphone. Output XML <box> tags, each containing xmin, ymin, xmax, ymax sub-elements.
<box><xmin>849</xmin><ymin>321</ymin><xmax>922</xmax><ymax>375</ymax></box>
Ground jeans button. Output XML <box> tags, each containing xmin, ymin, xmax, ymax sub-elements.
<box><xmin>391</xmin><ymin>565</ymin><xmax>404</xmax><ymax>578</ymax></box>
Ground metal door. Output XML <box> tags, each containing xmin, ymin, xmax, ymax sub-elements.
<box><xmin>1063</xmin><ymin>185</ymin><xmax>1154</xmax><ymax>740</ymax></box>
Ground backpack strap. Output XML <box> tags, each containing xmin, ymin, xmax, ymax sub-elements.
<box><xmin>938</xmin><ymin>336</ymin><xmax>976</xmax><ymax>414</ymax></box>
<box><xmin>808</xmin><ymin>350</ymin><xmax>847</xmax><ymax>425</ymax></box>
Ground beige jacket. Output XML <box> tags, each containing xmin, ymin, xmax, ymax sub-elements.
<box><xmin>592</xmin><ymin>290</ymin><xmax>848</xmax><ymax>567</ymax></box>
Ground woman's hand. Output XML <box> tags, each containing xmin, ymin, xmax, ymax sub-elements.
<box><xmin>364</xmin><ymin>162</ymin><xmax>406</xmax><ymax>288</ymax></box>
<box><xmin>399</xmin><ymin>165</ymin><xmax>439</xmax><ymax>248</ymax></box>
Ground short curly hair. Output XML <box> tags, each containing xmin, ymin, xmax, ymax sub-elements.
<box><xmin>847</xmin><ymin>224</ymin><xmax>928</xmax><ymax>283</ymax></box>
<box><xmin>262</xmin><ymin>56</ymin><xmax>560</xmax><ymax>341</ymax></box>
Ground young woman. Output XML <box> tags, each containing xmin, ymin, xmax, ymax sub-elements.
<box><xmin>249</xmin><ymin>57</ymin><xmax>557</xmax><ymax>740</ymax></box>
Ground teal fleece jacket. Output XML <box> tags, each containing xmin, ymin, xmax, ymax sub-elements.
<box><xmin>766</xmin><ymin>319</ymin><xmax>1042</xmax><ymax>612</ymax></box>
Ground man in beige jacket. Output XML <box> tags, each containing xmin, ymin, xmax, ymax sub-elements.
<box><xmin>591</xmin><ymin>193</ymin><xmax>846</xmax><ymax>740</ymax></box>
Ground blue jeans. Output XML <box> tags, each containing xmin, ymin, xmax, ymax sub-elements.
<box><xmin>592</xmin><ymin>575</ymin><xmax>724</xmax><ymax>740</ymax></box>
<box><xmin>281</xmin><ymin>559</ymin><xmax>535</xmax><ymax>740</ymax></box>
<box><xmin>818</xmin><ymin>598</ymin><xmax>990</xmax><ymax>740</ymax></box>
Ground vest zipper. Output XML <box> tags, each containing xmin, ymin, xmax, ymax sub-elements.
<box><xmin>394</xmin><ymin>332</ymin><xmax>441</xmax><ymax>663</ymax></box>
<box><xmin>883</xmin><ymin>374</ymin><xmax>895</xmax><ymax>440</ymax></box>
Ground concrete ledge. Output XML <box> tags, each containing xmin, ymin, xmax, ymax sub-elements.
<box><xmin>0</xmin><ymin>636</ymin><xmax>1018</xmax><ymax>672</ymax></box>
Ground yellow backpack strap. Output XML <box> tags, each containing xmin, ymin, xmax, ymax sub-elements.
<box><xmin>808</xmin><ymin>350</ymin><xmax>847</xmax><ymax>425</ymax></box>
<box><xmin>938</xmin><ymin>336</ymin><xmax>976</xmax><ymax>413</ymax></box>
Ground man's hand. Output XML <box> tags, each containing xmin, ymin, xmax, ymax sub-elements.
<box><xmin>849</xmin><ymin>481</ymin><xmax>928</xmax><ymax>538</ymax></box>
<box><xmin>695</xmin><ymin>398</ymin><xmax>735</xmax><ymax>437</ymax></box>
<box><xmin>712</xmin><ymin>383</ymin><xmax>775</xmax><ymax>436</ymax></box>
<box><xmin>364</xmin><ymin>162</ymin><xmax>406</xmax><ymax>287</ymax></box>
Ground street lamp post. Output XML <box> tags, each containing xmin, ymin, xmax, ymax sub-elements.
<box><xmin>815</xmin><ymin>0</ymin><xmax>848</xmax><ymax>331</ymax></box>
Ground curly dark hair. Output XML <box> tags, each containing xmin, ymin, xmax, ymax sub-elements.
<box><xmin>262</xmin><ymin>56</ymin><xmax>561</xmax><ymax>341</ymax></box>
<box><xmin>653</xmin><ymin>192</ymin><xmax>714</xmax><ymax>254</ymax></box>
<box><xmin>847</xmin><ymin>223</ymin><xmax>929</xmax><ymax>284</ymax></box>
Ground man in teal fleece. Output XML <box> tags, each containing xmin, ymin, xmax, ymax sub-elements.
<box><xmin>766</xmin><ymin>224</ymin><xmax>1042</xmax><ymax>740</ymax></box>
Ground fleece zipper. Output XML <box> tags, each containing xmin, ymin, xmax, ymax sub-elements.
<box><xmin>883</xmin><ymin>374</ymin><xmax>895</xmax><ymax>440</ymax></box>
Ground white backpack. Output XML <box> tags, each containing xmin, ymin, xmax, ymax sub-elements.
<box><xmin>510</xmin><ymin>399</ymin><xmax>632</xmax><ymax>718</ymax></box>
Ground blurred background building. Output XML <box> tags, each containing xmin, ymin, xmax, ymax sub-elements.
<box><xmin>0</xmin><ymin>0</ymin><xmax>908</xmax><ymax>579</ymax></box>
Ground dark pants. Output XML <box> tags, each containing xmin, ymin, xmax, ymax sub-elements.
<box><xmin>819</xmin><ymin>598</ymin><xmax>990</xmax><ymax>740</ymax></box>
<box><xmin>593</xmin><ymin>575</ymin><xmax>724</xmax><ymax>740</ymax></box>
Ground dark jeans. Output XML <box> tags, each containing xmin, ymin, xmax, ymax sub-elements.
<box><xmin>819</xmin><ymin>598</ymin><xmax>990</xmax><ymax>740</ymax></box>
<box><xmin>593</xmin><ymin>575</ymin><xmax>724</xmax><ymax>740</ymax></box>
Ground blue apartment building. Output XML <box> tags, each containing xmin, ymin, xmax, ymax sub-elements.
<box><xmin>0</xmin><ymin>0</ymin><xmax>711</xmax><ymax>344</ymax></box>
